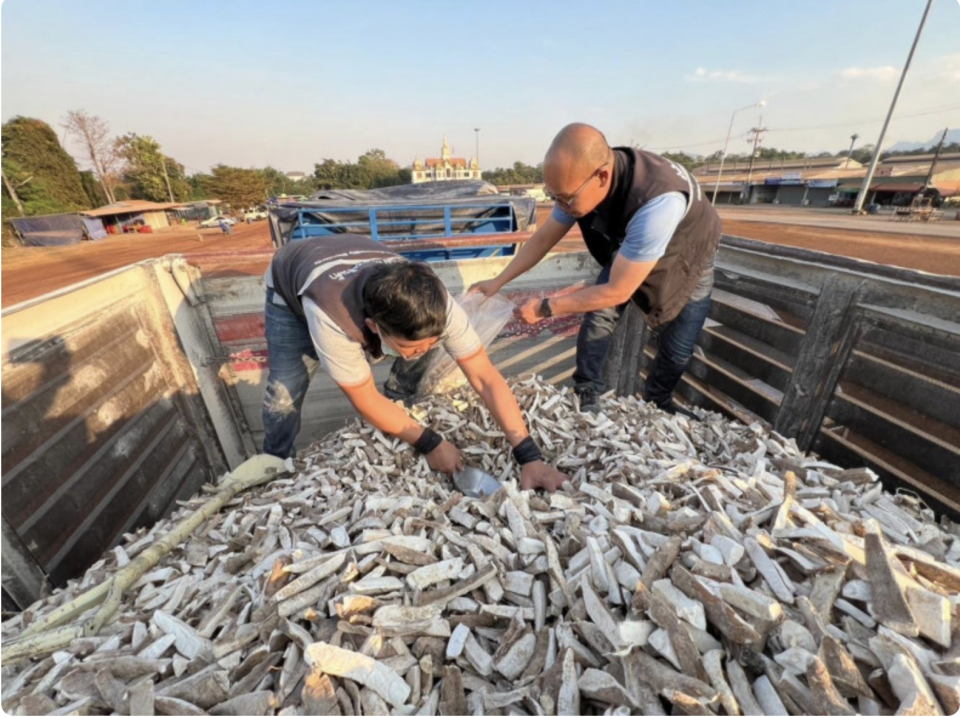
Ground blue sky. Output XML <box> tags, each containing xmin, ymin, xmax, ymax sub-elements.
<box><xmin>2</xmin><ymin>0</ymin><xmax>958</xmax><ymax>175</ymax></box>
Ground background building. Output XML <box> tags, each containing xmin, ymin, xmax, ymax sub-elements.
<box><xmin>695</xmin><ymin>153</ymin><xmax>960</xmax><ymax>207</ymax></box>
<box><xmin>411</xmin><ymin>136</ymin><xmax>481</xmax><ymax>183</ymax></box>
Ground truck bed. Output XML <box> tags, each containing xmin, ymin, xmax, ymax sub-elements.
<box><xmin>2</xmin><ymin>233</ymin><xmax>959</xmax><ymax>608</ymax></box>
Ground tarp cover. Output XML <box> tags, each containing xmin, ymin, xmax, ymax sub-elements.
<box><xmin>82</xmin><ymin>216</ymin><xmax>108</xmax><ymax>241</ymax></box>
<box><xmin>269</xmin><ymin>180</ymin><xmax>537</xmax><ymax>248</ymax></box>
<box><xmin>10</xmin><ymin>214</ymin><xmax>85</xmax><ymax>246</ymax></box>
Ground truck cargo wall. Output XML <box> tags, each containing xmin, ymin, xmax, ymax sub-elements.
<box><xmin>191</xmin><ymin>238</ymin><xmax>960</xmax><ymax>517</ymax></box>
<box><xmin>4</xmin><ymin>235</ymin><xmax>958</xmax><ymax>607</ymax></box>
<box><xmin>1</xmin><ymin>264</ymin><xmax>232</xmax><ymax>610</ymax></box>
<box><xmin>675</xmin><ymin>236</ymin><xmax>960</xmax><ymax>516</ymax></box>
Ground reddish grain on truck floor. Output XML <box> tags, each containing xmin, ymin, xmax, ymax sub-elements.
<box><xmin>3</xmin><ymin>210</ymin><xmax>959</xmax><ymax>309</ymax></box>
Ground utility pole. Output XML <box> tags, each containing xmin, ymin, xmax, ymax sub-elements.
<box><xmin>922</xmin><ymin>127</ymin><xmax>949</xmax><ymax>190</ymax></box>
<box><xmin>742</xmin><ymin>118</ymin><xmax>767</xmax><ymax>204</ymax></box>
<box><xmin>160</xmin><ymin>156</ymin><xmax>175</xmax><ymax>202</ymax></box>
<box><xmin>853</xmin><ymin>0</ymin><xmax>935</xmax><ymax>214</ymax></box>
<box><xmin>711</xmin><ymin>100</ymin><xmax>765</xmax><ymax>205</ymax></box>
<box><xmin>844</xmin><ymin>133</ymin><xmax>859</xmax><ymax>169</ymax></box>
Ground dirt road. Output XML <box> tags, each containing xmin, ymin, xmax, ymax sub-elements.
<box><xmin>2</xmin><ymin>223</ymin><xmax>274</xmax><ymax>308</ymax></box>
<box><xmin>3</xmin><ymin>209</ymin><xmax>958</xmax><ymax>308</ymax></box>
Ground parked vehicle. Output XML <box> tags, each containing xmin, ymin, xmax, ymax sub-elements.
<box><xmin>243</xmin><ymin>208</ymin><xmax>268</xmax><ymax>222</ymax></box>
<box><xmin>198</xmin><ymin>215</ymin><xmax>236</xmax><ymax>228</ymax></box>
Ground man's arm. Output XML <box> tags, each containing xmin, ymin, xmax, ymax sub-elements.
<box><xmin>471</xmin><ymin>215</ymin><xmax>572</xmax><ymax>295</ymax></box>
<box><xmin>554</xmin><ymin>255</ymin><xmax>657</xmax><ymax>315</ymax></box>
<box><xmin>517</xmin><ymin>192</ymin><xmax>685</xmax><ymax>322</ymax></box>
<box><xmin>338</xmin><ymin>376</ymin><xmax>463</xmax><ymax>474</ymax></box>
<box><xmin>456</xmin><ymin>347</ymin><xmax>568</xmax><ymax>492</ymax></box>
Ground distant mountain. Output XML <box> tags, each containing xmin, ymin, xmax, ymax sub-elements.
<box><xmin>887</xmin><ymin>129</ymin><xmax>960</xmax><ymax>153</ymax></box>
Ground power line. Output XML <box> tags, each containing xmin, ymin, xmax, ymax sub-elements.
<box><xmin>770</xmin><ymin>104</ymin><xmax>960</xmax><ymax>132</ymax></box>
<box><xmin>649</xmin><ymin>103</ymin><xmax>959</xmax><ymax>152</ymax></box>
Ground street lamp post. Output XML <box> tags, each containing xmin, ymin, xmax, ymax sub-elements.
<box><xmin>711</xmin><ymin>100</ymin><xmax>765</xmax><ymax>206</ymax></box>
<box><xmin>844</xmin><ymin>133</ymin><xmax>859</xmax><ymax>169</ymax></box>
<box><xmin>474</xmin><ymin>128</ymin><xmax>481</xmax><ymax>168</ymax></box>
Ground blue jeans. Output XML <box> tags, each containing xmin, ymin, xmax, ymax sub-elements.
<box><xmin>573</xmin><ymin>265</ymin><xmax>712</xmax><ymax>406</ymax></box>
<box><xmin>261</xmin><ymin>296</ymin><xmax>320</xmax><ymax>458</ymax></box>
<box><xmin>382</xmin><ymin>349</ymin><xmax>440</xmax><ymax>403</ymax></box>
<box><xmin>261</xmin><ymin>290</ymin><xmax>431</xmax><ymax>456</ymax></box>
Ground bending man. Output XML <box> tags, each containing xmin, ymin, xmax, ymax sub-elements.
<box><xmin>473</xmin><ymin>123</ymin><xmax>720</xmax><ymax>418</ymax></box>
<box><xmin>261</xmin><ymin>233</ymin><xmax>568</xmax><ymax>492</ymax></box>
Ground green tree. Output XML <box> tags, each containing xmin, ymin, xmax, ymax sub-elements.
<box><xmin>262</xmin><ymin>166</ymin><xmax>315</xmax><ymax>198</ymax></box>
<box><xmin>661</xmin><ymin>151</ymin><xmax>698</xmax><ymax>171</ymax></box>
<box><xmin>358</xmin><ymin>148</ymin><xmax>407</xmax><ymax>188</ymax></box>
<box><xmin>201</xmin><ymin>165</ymin><xmax>270</xmax><ymax>210</ymax></box>
<box><xmin>482</xmin><ymin>161</ymin><xmax>543</xmax><ymax>186</ymax></box>
<box><xmin>850</xmin><ymin>145</ymin><xmax>875</xmax><ymax>164</ymax></box>
<box><xmin>1</xmin><ymin>116</ymin><xmax>89</xmax><ymax>216</ymax></box>
<box><xmin>115</xmin><ymin>133</ymin><xmax>192</xmax><ymax>202</ymax></box>
<box><xmin>312</xmin><ymin>149</ymin><xmax>409</xmax><ymax>190</ymax></box>
<box><xmin>79</xmin><ymin>170</ymin><xmax>108</xmax><ymax>207</ymax></box>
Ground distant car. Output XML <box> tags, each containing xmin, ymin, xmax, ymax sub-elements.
<box><xmin>199</xmin><ymin>216</ymin><xmax>237</xmax><ymax>228</ymax></box>
<box><xmin>243</xmin><ymin>209</ymin><xmax>268</xmax><ymax>221</ymax></box>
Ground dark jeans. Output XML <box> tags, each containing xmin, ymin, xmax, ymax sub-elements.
<box><xmin>572</xmin><ymin>265</ymin><xmax>712</xmax><ymax>406</ymax></box>
<box><xmin>261</xmin><ymin>291</ymin><xmax>430</xmax><ymax>457</ymax></box>
<box><xmin>262</xmin><ymin>297</ymin><xmax>320</xmax><ymax>458</ymax></box>
<box><xmin>382</xmin><ymin>349</ymin><xmax>440</xmax><ymax>403</ymax></box>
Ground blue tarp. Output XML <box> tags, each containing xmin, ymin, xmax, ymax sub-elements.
<box><xmin>82</xmin><ymin>216</ymin><xmax>107</xmax><ymax>240</ymax></box>
<box><xmin>10</xmin><ymin>214</ymin><xmax>85</xmax><ymax>246</ymax></box>
<box><xmin>268</xmin><ymin>180</ymin><xmax>537</xmax><ymax>250</ymax></box>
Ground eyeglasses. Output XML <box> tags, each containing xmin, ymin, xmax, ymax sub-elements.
<box><xmin>545</xmin><ymin>162</ymin><xmax>609</xmax><ymax>208</ymax></box>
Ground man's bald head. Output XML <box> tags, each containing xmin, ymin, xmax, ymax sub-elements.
<box><xmin>545</xmin><ymin>123</ymin><xmax>611</xmax><ymax>174</ymax></box>
<box><xmin>542</xmin><ymin>123</ymin><xmax>614</xmax><ymax>215</ymax></box>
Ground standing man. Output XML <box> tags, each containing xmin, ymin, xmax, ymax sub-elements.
<box><xmin>262</xmin><ymin>233</ymin><xmax>568</xmax><ymax>492</ymax></box>
<box><xmin>472</xmin><ymin>123</ymin><xmax>720</xmax><ymax>418</ymax></box>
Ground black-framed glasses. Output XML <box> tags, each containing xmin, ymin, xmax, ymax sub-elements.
<box><xmin>545</xmin><ymin>162</ymin><xmax>609</xmax><ymax>208</ymax></box>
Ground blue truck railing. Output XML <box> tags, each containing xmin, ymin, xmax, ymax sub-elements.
<box><xmin>282</xmin><ymin>201</ymin><xmax>520</xmax><ymax>262</ymax></box>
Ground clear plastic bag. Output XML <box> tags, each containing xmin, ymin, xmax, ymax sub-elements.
<box><xmin>419</xmin><ymin>292</ymin><xmax>515</xmax><ymax>395</ymax></box>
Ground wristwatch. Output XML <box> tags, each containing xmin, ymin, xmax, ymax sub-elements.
<box><xmin>538</xmin><ymin>297</ymin><xmax>553</xmax><ymax>318</ymax></box>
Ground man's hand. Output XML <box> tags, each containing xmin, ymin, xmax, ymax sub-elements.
<box><xmin>467</xmin><ymin>278</ymin><xmax>502</xmax><ymax>298</ymax></box>
<box><xmin>519</xmin><ymin>461</ymin><xmax>569</xmax><ymax>493</ymax></box>
<box><xmin>426</xmin><ymin>439</ymin><xmax>465</xmax><ymax>475</ymax></box>
<box><xmin>516</xmin><ymin>297</ymin><xmax>544</xmax><ymax>325</ymax></box>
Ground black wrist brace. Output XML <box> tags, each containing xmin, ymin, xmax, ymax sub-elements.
<box><xmin>512</xmin><ymin>436</ymin><xmax>543</xmax><ymax>466</ymax></box>
<box><xmin>413</xmin><ymin>427</ymin><xmax>443</xmax><ymax>455</ymax></box>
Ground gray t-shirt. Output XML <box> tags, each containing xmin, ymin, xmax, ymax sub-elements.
<box><xmin>266</xmin><ymin>269</ymin><xmax>481</xmax><ymax>386</ymax></box>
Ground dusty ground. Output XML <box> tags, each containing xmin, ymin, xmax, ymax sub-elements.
<box><xmin>3</xmin><ymin>208</ymin><xmax>959</xmax><ymax>308</ymax></box>
<box><xmin>1</xmin><ymin>222</ymin><xmax>274</xmax><ymax>308</ymax></box>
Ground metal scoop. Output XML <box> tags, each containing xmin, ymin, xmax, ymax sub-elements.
<box><xmin>453</xmin><ymin>465</ymin><xmax>502</xmax><ymax>498</ymax></box>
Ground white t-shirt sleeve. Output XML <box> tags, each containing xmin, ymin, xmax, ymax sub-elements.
<box><xmin>441</xmin><ymin>296</ymin><xmax>483</xmax><ymax>359</ymax></box>
<box><xmin>304</xmin><ymin>298</ymin><xmax>372</xmax><ymax>387</ymax></box>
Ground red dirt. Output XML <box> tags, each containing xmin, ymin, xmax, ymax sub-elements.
<box><xmin>720</xmin><ymin>219</ymin><xmax>960</xmax><ymax>276</ymax></box>
<box><xmin>3</xmin><ymin>210</ymin><xmax>957</xmax><ymax>309</ymax></box>
<box><xmin>2</xmin><ymin>222</ymin><xmax>273</xmax><ymax>308</ymax></box>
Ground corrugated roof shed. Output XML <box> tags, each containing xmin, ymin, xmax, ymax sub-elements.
<box><xmin>81</xmin><ymin>201</ymin><xmax>181</xmax><ymax>218</ymax></box>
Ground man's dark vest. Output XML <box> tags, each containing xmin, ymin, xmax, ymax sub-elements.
<box><xmin>270</xmin><ymin>234</ymin><xmax>403</xmax><ymax>351</ymax></box>
<box><xmin>576</xmin><ymin>147</ymin><xmax>722</xmax><ymax>327</ymax></box>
